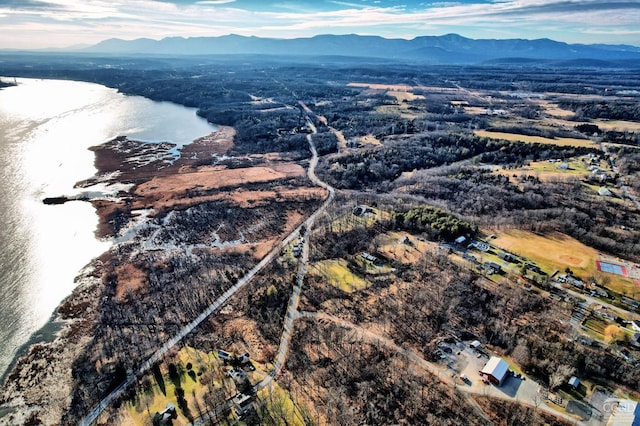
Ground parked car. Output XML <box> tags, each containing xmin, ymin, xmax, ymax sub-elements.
<box><xmin>218</xmin><ymin>349</ymin><xmax>233</xmax><ymax>362</ymax></box>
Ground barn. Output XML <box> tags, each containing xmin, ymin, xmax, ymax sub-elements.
<box><xmin>480</xmin><ymin>356</ymin><xmax>509</xmax><ymax>386</ymax></box>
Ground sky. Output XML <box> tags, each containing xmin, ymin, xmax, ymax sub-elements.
<box><xmin>0</xmin><ymin>0</ymin><xmax>639</xmax><ymax>50</ymax></box>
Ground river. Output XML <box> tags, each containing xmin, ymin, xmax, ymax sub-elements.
<box><xmin>0</xmin><ymin>78</ymin><xmax>217</xmax><ymax>379</ymax></box>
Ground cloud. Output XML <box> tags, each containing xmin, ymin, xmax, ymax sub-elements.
<box><xmin>195</xmin><ymin>0</ymin><xmax>236</xmax><ymax>4</ymax></box>
<box><xmin>0</xmin><ymin>0</ymin><xmax>639</xmax><ymax>48</ymax></box>
<box><xmin>0</xmin><ymin>0</ymin><xmax>61</xmax><ymax>10</ymax></box>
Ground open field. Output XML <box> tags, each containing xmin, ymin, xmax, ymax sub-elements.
<box><xmin>490</xmin><ymin>230</ymin><xmax>639</xmax><ymax>296</ymax></box>
<box><xmin>491</xmin><ymin>229</ymin><xmax>596</xmax><ymax>272</ymax></box>
<box><xmin>474</xmin><ymin>130</ymin><xmax>596</xmax><ymax>148</ymax></box>
<box><xmin>309</xmin><ymin>259</ymin><xmax>368</xmax><ymax>293</ymax></box>
<box><xmin>495</xmin><ymin>157</ymin><xmax>611</xmax><ymax>183</ymax></box>
<box><xmin>375</xmin><ymin>231</ymin><xmax>437</xmax><ymax>265</ymax></box>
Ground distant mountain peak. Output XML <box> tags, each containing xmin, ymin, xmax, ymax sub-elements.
<box><xmin>81</xmin><ymin>34</ymin><xmax>640</xmax><ymax>65</ymax></box>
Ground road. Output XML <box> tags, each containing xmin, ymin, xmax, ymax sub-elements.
<box><xmin>297</xmin><ymin>311</ymin><xmax>585</xmax><ymax>425</ymax></box>
<box><xmin>78</xmin><ymin>110</ymin><xmax>333</xmax><ymax>425</ymax></box>
<box><xmin>253</xmin><ymin>111</ymin><xmax>335</xmax><ymax>391</ymax></box>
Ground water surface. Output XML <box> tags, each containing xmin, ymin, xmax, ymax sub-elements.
<box><xmin>0</xmin><ymin>78</ymin><xmax>216</xmax><ymax>379</ymax></box>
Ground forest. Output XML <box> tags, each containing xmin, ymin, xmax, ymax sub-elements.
<box><xmin>0</xmin><ymin>53</ymin><xmax>639</xmax><ymax>425</ymax></box>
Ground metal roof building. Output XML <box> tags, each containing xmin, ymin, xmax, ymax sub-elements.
<box><xmin>480</xmin><ymin>356</ymin><xmax>509</xmax><ymax>386</ymax></box>
<box><xmin>607</xmin><ymin>400</ymin><xmax>640</xmax><ymax>426</ymax></box>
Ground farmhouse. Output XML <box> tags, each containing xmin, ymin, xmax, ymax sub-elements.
<box><xmin>498</xmin><ymin>252</ymin><xmax>516</xmax><ymax>263</ymax></box>
<box><xmin>621</xmin><ymin>297</ymin><xmax>640</xmax><ymax>310</ymax></box>
<box><xmin>480</xmin><ymin>356</ymin><xmax>509</xmax><ymax>386</ymax></box>
<box><xmin>361</xmin><ymin>252</ymin><xmax>380</xmax><ymax>265</ymax></box>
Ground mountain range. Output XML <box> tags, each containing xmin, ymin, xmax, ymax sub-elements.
<box><xmin>82</xmin><ymin>33</ymin><xmax>640</xmax><ymax>65</ymax></box>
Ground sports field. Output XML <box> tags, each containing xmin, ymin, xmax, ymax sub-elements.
<box><xmin>490</xmin><ymin>230</ymin><xmax>639</xmax><ymax>297</ymax></box>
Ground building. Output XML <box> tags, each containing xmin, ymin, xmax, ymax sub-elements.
<box><xmin>484</xmin><ymin>261</ymin><xmax>502</xmax><ymax>274</ymax></box>
<box><xmin>455</xmin><ymin>236</ymin><xmax>467</xmax><ymax>244</ymax></box>
<box><xmin>480</xmin><ymin>356</ymin><xmax>509</xmax><ymax>386</ymax></box>
<box><xmin>568</xmin><ymin>376</ymin><xmax>580</xmax><ymax>388</ymax></box>
<box><xmin>607</xmin><ymin>399</ymin><xmax>640</xmax><ymax>426</ymax></box>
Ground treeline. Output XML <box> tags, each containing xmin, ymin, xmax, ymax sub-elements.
<box><xmin>393</xmin><ymin>165</ymin><xmax>640</xmax><ymax>260</ymax></box>
<box><xmin>559</xmin><ymin>99</ymin><xmax>640</xmax><ymax>121</ymax></box>
<box><xmin>391</xmin><ymin>205</ymin><xmax>477</xmax><ymax>241</ymax></box>
<box><xmin>321</xmin><ymin>132</ymin><xmax>598</xmax><ymax>190</ymax></box>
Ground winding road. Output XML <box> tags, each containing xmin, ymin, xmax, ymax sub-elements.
<box><xmin>78</xmin><ymin>106</ymin><xmax>334</xmax><ymax>425</ymax></box>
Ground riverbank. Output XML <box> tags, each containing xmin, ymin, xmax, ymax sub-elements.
<box><xmin>0</xmin><ymin>124</ymin><xmax>326</xmax><ymax>425</ymax></box>
<box><xmin>0</xmin><ymin>127</ymin><xmax>235</xmax><ymax>425</ymax></box>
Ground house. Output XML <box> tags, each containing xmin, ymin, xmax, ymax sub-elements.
<box><xmin>361</xmin><ymin>252</ymin><xmax>380</xmax><ymax>265</ymax></box>
<box><xmin>469</xmin><ymin>241</ymin><xmax>490</xmax><ymax>252</ymax></box>
<box><xmin>631</xmin><ymin>320</ymin><xmax>640</xmax><ymax>332</ymax></box>
<box><xmin>480</xmin><ymin>356</ymin><xmax>509</xmax><ymax>386</ymax></box>
<box><xmin>631</xmin><ymin>333</ymin><xmax>640</xmax><ymax>348</ymax></box>
<box><xmin>498</xmin><ymin>252</ymin><xmax>516</xmax><ymax>263</ymax></box>
<box><xmin>598</xmin><ymin>187</ymin><xmax>613</xmax><ymax>197</ymax></box>
<box><xmin>470</xmin><ymin>340</ymin><xmax>482</xmax><ymax>350</ymax></box>
<box><xmin>568</xmin><ymin>376</ymin><xmax>580</xmax><ymax>389</ymax></box>
<box><xmin>557</xmin><ymin>163</ymin><xmax>569</xmax><ymax>170</ymax></box>
<box><xmin>594</xmin><ymin>308</ymin><xmax>618</xmax><ymax>321</ymax></box>
<box><xmin>621</xmin><ymin>297</ymin><xmax>640</xmax><ymax>310</ymax></box>
<box><xmin>484</xmin><ymin>261</ymin><xmax>502</xmax><ymax>274</ymax></box>
<box><xmin>455</xmin><ymin>236</ymin><xmax>467</xmax><ymax>245</ymax></box>
<box><xmin>606</xmin><ymin>399</ymin><xmax>639</xmax><ymax>426</ymax></box>
<box><xmin>233</xmin><ymin>393</ymin><xmax>253</xmax><ymax>417</ymax></box>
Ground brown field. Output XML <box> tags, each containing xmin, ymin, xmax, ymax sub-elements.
<box><xmin>375</xmin><ymin>231</ymin><xmax>437</xmax><ymax>264</ymax></box>
<box><xmin>387</xmin><ymin>90</ymin><xmax>425</xmax><ymax>102</ymax></box>
<box><xmin>491</xmin><ymin>230</ymin><xmax>597</xmax><ymax>272</ymax></box>
<box><xmin>475</xmin><ymin>130</ymin><xmax>596</xmax><ymax>147</ymax></box>
<box><xmin>592</xmin><ymin>119</ymin><xmax>640</xmax><ymax>132</ymax></box>
<box><xmin>535</xmin><ymin>100</ymin><xmax>575</xmax><ymax>118</ymax></box>
<box><xmin>490</xmin><ymin>229</ymin><xmax>639</xmax><ymax>295</ymax></box>
<box><xmin>134</xmin><ymin>163</ymin><xmax>306</xmax><ymax>207</ymax></box>
<box><xmin>115</xmin><ymin>263</ymin><xmax>148</xmax><ymax>301</ymax></box>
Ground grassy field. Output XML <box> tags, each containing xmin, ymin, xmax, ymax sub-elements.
<box><xmin>474</xmin><ymin>130</ymin><xmax>596</xmax><ymax>148</ymax></box>
<box><xmin>121</xmin><ymin>346</ymin><xmax>269</xmax><ymax>425</ymax></box>
<box><xmin>255</xmin><ymin>382</ymin><xmax>311</xmax><ymax>426</ymax></box>
<box><xmin>310</xmin><ymin>259</ymin><xmax>368</xmax><ymax>293</ymax></box>
<box><xmin>327</xmin><ymin>207</ymin><xmax>388</xmax><ymax>234</ymax></box>
<box><xmin>374</xmin><ymin>231</ymin><xmax>438</xmax><ymax>265</ymax></box>
<box><xmin>489</xmin><ymin>230</ymin><xmax>639</xmax><ymax>297</ymax></box>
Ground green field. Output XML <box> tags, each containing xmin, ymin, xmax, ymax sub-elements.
<box><xmin>310</xmin><ymin>259</ymin><xmax>368</xmax><ymax>293</ymax></box>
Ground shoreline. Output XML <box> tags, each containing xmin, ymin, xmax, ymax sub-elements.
<box><xmin>0</xmin><ymin>312</ymin><xmax>66</xmax><ymax>385</ymax></box>
<box><xmin>0</xmin><ymin>127</ymin><xmax>245</xmax><ymax>424</ymax></box>
<box><xmin>0</xmin><ymin>122</ymin><xmax>328</xmax><ymax>425</ymax></box>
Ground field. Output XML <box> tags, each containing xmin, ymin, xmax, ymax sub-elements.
<box><xmin>309</xmin><ymin>259</ymin><xmax>368</xmax><ymax>293</ymax></box>
<box><xmin>374</xmin><ymin>231</ymin><xmax>438</xmax><ymax>265</ymax></box>
<box><xmin>490</xmin><ymin>230</ymin><xmax>639</xmax><ymax>297</ymax></box>
<box><xmin>496</xmin><ymin>156</ymin><xmax>612</xmax><ymax>184</ymax></box>
<box><xmin>474</xmin><ymin>130</ymin><xmax>596</xmax><ymax>148</ymax></box>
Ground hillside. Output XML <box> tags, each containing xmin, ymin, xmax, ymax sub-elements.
<box><xmin>81</xmin><ymin>33</ymin><xmax>640</xmax><ymax>65</ymax></box>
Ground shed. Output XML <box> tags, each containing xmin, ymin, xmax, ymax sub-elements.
<box><xmin>470</xmin><ymin>340</ymin><xmax>482</xmax><ymax>349</ymax></box>
<box><xmin>568</xmin><ymin>376</ymin><xmax>580</xmax><ymax>388</ymax></box>
<box><xmin>455</xmin><ymin>236</ymin><xmax>467</xmax><ymax>244</ymax></box>
<box><xmin>480</xmin><ymin>356</ymin><xmax>509</xmax><ymax>386</ymax></box>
